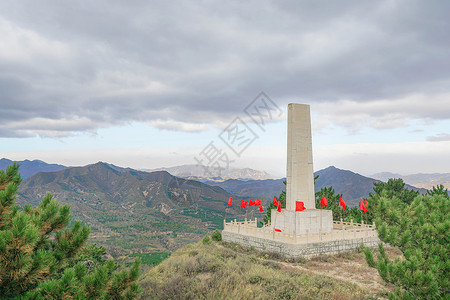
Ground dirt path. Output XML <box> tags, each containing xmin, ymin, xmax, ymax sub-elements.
<box><xmin>277</xmin><ymin>250</ymin><xmax>400</xmax><ymax>299</ymax></box>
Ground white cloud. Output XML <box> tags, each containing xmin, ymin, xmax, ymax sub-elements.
<box><xmin>147</xmin><ymin>120</ymin><xmax>208</xmax><ymax>132</ymax></box>
<box><xmin>314</xmin><ymin>93</ymin><xmax>450</xmax><ymax>132</ymax></box>
<box><xmin>427</xmin><ymin>133</ymin><xmax>450</xmax><ymax>142</ymax></box>
<box><xmin>0</xmin><ymin>18</ymin><xmax>72</xmax><ymax>63</ymax></box>
<box><xmin>0</xmin><ymin>1</ymin><xmax>449</xmax><ymax>137</ymax></box>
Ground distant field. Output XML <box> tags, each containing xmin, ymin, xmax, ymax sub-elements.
<box><xmin>127</xmin><ymin>252</ymin><xmax>171</xmax><ymax>267</ymax></box>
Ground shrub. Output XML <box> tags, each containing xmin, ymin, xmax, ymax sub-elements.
<box><xmin>202</xmin><ymin>236</ymin><xmax>211</xmax><ymax>245</ymax></box>
<box><xmin>249</xmin><ymin>275</ymin><xmax>263</xmax><ymax>284</ymax></box>
<box><xmin>211</xmin><ymin>230</ymin><xmax>222</xmax><ymax>241</ymax></box>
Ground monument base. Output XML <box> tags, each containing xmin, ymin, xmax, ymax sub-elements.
<box><xmin>222</xmin><ymin>230</ymin><xmax>380</xmax><ymax>258</ymax></box>
<box><xmin>222</xmin><ymin>218</ymin><xmax>380</xmax><ymax>258</ymax></box>
<box><xmin>271</xmin><ymin>209</ymin><xmax>333</xmax><ymax>235</ymax></box>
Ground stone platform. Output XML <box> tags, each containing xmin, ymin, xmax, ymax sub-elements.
<box><xmin>222</xmin><ymin>218</ymin><xmax>380</xmax><ymax>258</ymax></box>
<box><xmin>270</xmin><ymin>209</ymin><xmax>333</xmax><ymax>235</ymax></box>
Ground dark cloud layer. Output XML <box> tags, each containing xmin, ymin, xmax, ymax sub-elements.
<box><xmin>0</xmin><ymin>0</ymin><xmax>449</xmax><ymax>137</ymax></box>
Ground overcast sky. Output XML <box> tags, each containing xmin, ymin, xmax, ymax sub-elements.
<box><xmin>1</xmin><ymin>0</ymin><xmax>449</xmax><ymax>177</ymax></box>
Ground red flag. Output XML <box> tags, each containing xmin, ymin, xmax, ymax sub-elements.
<box><xmin>320</xmin><ymin>196</ymin><xmax>328</xmax><ymax>209</ymax></box>
<box><xmin>274</xmin><ymin>228</ymin><xmax>282</xmax><ymax>232</ymax></box>
<box><xmin>259</xmin><ymin>205</ymin><xmax>264</xmax><ymax>212</ymax></box>
<box><xmin>273</xmin><ymin>196</ymin><xmax>278</xmax><ymax>206</ymax></box>
<box><xmin>241</xmin><ymin>199</ymin><xmax>247</xmax><ymax>209</ymax></box>
<box><xmin>295</xmin><ymin>201</ymin><xmax>306</xmax><ymax>211</ymax></box>
<box><xmin>228</xmin><ymin>197</ymin><xmax>232</xmax><ymax>206</ymax></box>
<box><xmin>360</xmin><ymin>199</ymin><xmax>367</xmax><ymax>213</ymax></box>
<box><xmin>339</xmin><ymin>196</ymin><xmax>346</xmax><ymax>212</ymax></box>
<box><xmin>249</xmin><ymin>199</ymin><xmax>255</xmax><ymax>206</ymax></box>
<box><xmin>277</xmin><ymin>201</ymin><xmax>281</xmax><ymax>212</ymax></box>
<box><xmin>364</xmin><ymin>199</ymin><xmax>368</xmax><ymax>208</ymax></box>
<box><xmin>254</xmin><ymin>199</ymin><xmax>262</xmax><ymax>206</ymax></box>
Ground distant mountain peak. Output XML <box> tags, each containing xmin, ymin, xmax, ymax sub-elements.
<box><xmin>371</xmin><ymin>171</ymin><xmax>450</xmax><ymax>189</ymax></box>
<box><xmin>142</xmin><ymin>164</ymin><xmax>276</xmax><ymax>181</ymax></box>
<box><xmin>0</xmin><ymin>158</ymin><xmax>67</xmax><ymax>179</ymax></box>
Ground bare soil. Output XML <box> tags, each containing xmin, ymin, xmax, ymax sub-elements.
<box><xmin>280</xmin><ymin>248</ymin><xmax>402</xmax><ymax>299</ymax></box>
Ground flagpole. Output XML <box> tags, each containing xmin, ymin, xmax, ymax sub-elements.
<box><xmin>320</xmin><ymin>197</ymin><xmax>323</xmax><ymax>240</ymax></box>
<box><xmin>294</xmin><ymin>205</ymin><xmax>297</xmax><ymax>243</ymax></box>
<box><xmin>274</xmin><ymin>206</ymin><xmax>277</xmax><ymax>238</ymax></box>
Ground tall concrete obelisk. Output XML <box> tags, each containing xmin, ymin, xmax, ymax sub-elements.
<box><xmin>285</xmin><ymin>104</ymin><xmax>315</xmax><ymax>211</ymax></box>
<box><xmin>271</xmin><ymin>103</ymin><xmax>332</xmax><ymax>234</ymax></box>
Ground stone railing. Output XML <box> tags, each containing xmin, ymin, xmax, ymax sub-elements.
<box><xmin>223</xmin><ymin>218</ymin><xmax>378</xmax><ymax>244</ymax></box>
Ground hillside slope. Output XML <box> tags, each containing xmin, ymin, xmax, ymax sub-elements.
<box><xmin>17</xmin><ymin>162</ymin><xmax>242</xmax><ymax>255</ymax></box>
<box><xmin>314</xmin><ymin>166</ymin><xmax>380</xmax><ymax>206</ymax></box>
<box><xmin>139</xmin><ymin>238</ymin><xmax>396</xmax><ymax>299</ymax></box>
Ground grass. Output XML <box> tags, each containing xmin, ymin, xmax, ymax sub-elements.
<box><xmin>127</xmin><ymin>252</ymin><xmax>171</xmax><ymax>267</ymax></box>
<box><xmin>139</xmin><ymin>238</ymin><xmax>376</xmax><ymax>299</ymax></box>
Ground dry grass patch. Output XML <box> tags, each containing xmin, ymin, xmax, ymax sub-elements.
<box><xmin>139</xmin><ymin>241</ymin><xmax>383</xmax><ymax>299</ymax></box>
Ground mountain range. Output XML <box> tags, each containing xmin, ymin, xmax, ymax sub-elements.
<box><xmin>371</xmin><ymin>171</ymin><xmax>450</xmax><ymax>189</ymax></box>
<box><xmin>0</xmin><ymin>158</ymin><xmax>438</xmax><ymax>255</ymax></box>
<box><xmin>0</xmin><ymin>158</ymin><xmax>67</xmax><ymax>178</ymax></box>
<box><xmin>16</xmin><ymin>162</ymin><xmax>242</xmax><ymax>256</ymax></box>
<box><xmin>203</xmin><ymin>166</ymin><xmax>426</xmax><ymax>207</ymax></box>
<box><xmin>143</xmin><ymin>164</ymin><xmax>275</xmax><ymax>181</ymax></box>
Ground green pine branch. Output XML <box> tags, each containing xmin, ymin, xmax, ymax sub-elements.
<box><xmin>0</xmin><ymin>163</ymin><xmax>142</xmax><ymax>299</ymax></box>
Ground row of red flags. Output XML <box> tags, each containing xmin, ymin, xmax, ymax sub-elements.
<box><xmin>228</xmin><ymin>196</ymin><xmax>368</xmax><ymax>213</ymax></box>
<box><xmin>228</xmin><ymin>197</ymin><xmax>265</xmax><ymax>212</ymax></box>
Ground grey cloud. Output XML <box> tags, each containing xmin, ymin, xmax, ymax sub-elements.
<box><xmin>0</xmin><ymin>0</ymin><xmax>449</xmax><ymax>137</ymax></box>
<box><xmin>427</xmin><ymin>133</ymin><xmax>450</xmax><ymax>142</ymax></box>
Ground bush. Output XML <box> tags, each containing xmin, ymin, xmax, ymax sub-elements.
<box><xmin>362</xmin><ymin>189</ymin><xmax>449</xmax><ymax>299</ymax></box>
<box><xmin>211</xmin><ymin>230</ymin><xmax>222</xmax><ymax>241</ymax></box>
<box><xmin>202</xmin><ymin>236</ymin><xmax>211</xmax><ymax>245</ymax></box>
<box><xmin>249</xmin><ymin>275</ymin><xmax>263</xmax><ymax>284</ymax></box>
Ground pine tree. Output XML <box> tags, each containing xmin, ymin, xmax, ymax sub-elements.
<box><xmin>372</xmin><ymin>178</ymin><xmax>419</xmax><ymax>205</ymax></box>
<box><xmin>0</xmin><ymin>163</ymin><xmax>142</xmax><ymax>299</ymax></box>
<box><xmin>426</xmin><ymin>184</ymin><xmax>449</xmax><ymax>199</ymax></box>
<box><xmin>362</xmin><ymin>182</ymin><xmax>449</xmax><ymax>299</ymax></box>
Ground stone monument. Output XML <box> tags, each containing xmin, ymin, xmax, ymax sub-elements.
<box><xmin>271</xmin><ymin>104</ymin><xmax>332</xmax><ymax>235</ymax></box>
<box><xmin>222</xmin><ymin>103</ymin><xmax>379</xmax><ymax>258</ymax></box>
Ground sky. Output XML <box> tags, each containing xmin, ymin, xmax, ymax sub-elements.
<box><xmin>1</xmin><ymin>0</ymin><xmax>449</xmax><ymax>177</ymax></box>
